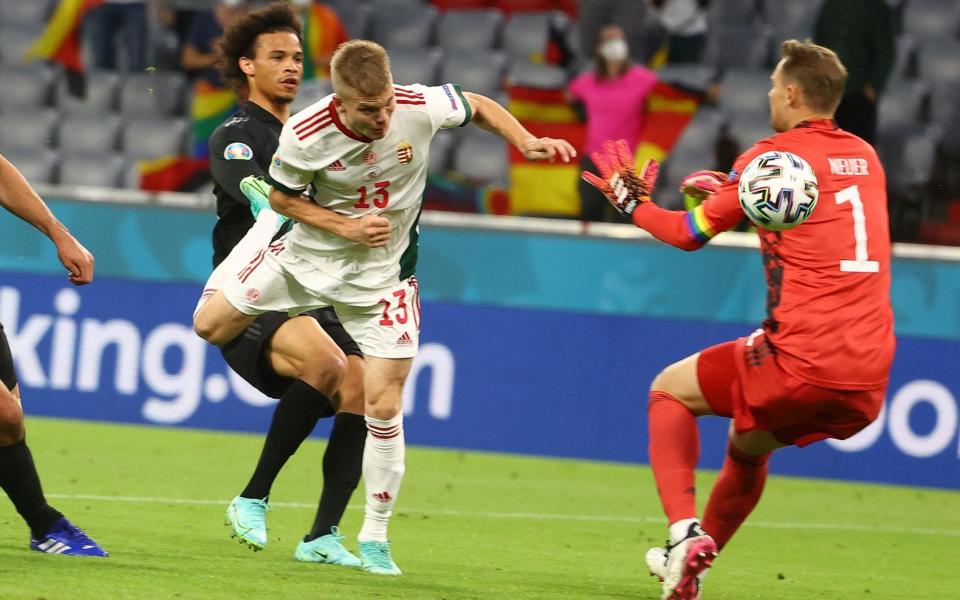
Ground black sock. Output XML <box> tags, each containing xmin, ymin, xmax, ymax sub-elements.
<box><xmin>306</xmin><ymin>412</ymin><xmax>366</xmax><ymax>540</ymax></box>
<box><xmin>241</xmin><ymin>380</ymin><xmax>331</xmax><ymax>500</ymax></box>
<box><xmin>0</xmin><ymin>439</ymin><xmax>63</xmax><ymax>538</ymax></box>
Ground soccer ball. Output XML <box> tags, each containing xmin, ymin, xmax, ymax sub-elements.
<box><xmin>737</xmin><ymin>151</ymin><xmax>819</xmax><ymax>231</ymax></box>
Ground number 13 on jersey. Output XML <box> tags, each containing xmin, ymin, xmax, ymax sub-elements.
<box><xmin>355</xmin><ymin>181</ymin><xmax>391</xmax><ymax>209</ymax></box>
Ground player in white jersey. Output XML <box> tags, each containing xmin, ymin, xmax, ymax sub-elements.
<box><xmin>194</xmin><ymin>40</ymin><xmax>576</xmax><ymax>574</ymax></box>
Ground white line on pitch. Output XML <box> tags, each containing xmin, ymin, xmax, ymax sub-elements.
<box><xmin>45</xmin><ymin>493</ymin><xmax>959</xmax><ymax>538</ymax></box>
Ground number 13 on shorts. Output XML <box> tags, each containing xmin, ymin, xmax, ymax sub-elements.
<box><xmin>374</xmin><ymin>276</ymin><xmax>421</xmax><ymax>358</ymax></box>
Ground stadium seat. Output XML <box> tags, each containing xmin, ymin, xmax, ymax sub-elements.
<box><xmin>121</xmin><ymin>118</ymin><xmax>189</xmax><ymax>161</ymax></box>
<box><xmin>119</xmin><ymin>71</ymin><xmax>187</xmax><ymax>117</ymax></box>
<box><xmin>716</xmin><ymin>69</ymin><xmax>771</xmax><ymax>119</ymax></box>
<box><xmin>656</xmin><ymin>109</ymin><xmax>727</xmax><ymax>208</ymax></box>
<box><xmin>59</xmin><ymin>114</ymin><xmax>121</xmax><ymax>155</ymax></box>
<box><xmin>60</xmin><ymin>153</ymin><xmax>125</xmax><ymax>189</ymax></box>
<box><xmin>655</xmin><ymin>64</ymin><xmax>719</xmax><ymax>93</ymax></box>
<box><xmin>0</xmin><ymin>26</ymin><xmax>42</xmax><ymax>65</ymax></box>
<box><xmin>326</xmin><ymin>0</ymin><xmax>372</xmax><ymax>38</ymax></box>
<box><xmin>502</xmin><ymin>11</ymin><xmax>553</xmax><ymax>64</ymax></box>
<box><xmin>877</xmin><ymin>80</ymin><xmax>929</xmax><ymax>135</ymax></box>
<box><xmin>725</xmin><ymin>114</ymin><xmax>774</xmax><ymax>154</ymax></box>
<box><xmin>368</xmin><ymin>0</ymin><xmax>438</xmax><ymax>49</ymax></box>
<box><xmin>0</xmin><ymin>109</ymin><xmax>58</xmax><ymax>152</ymax></box>
<box><xmin>0</xmin><ymin>148</ymin><xmax>58</xmax><ymax>184</ymax></box>
<box><xmin>290</xmin><ymin>78</ymin><xmax>333</xmax><ymax>116</ymax></box>
<box><xmin>429</xmin><ymin>128</ymin><xmax>458</xmax><ymax>175</ymax></box>
<box><xmin>436</xmin><ymin>9</ymin><xmax>503</xmax><ymax>53</ymax></box>
<box><xmin>505</xmin><ymin>61</ymin><xmax>567</xmax><ymax>89</ymax></box>
<box><xmin>494</xmin><ymin>0</ymin><xmax>553</xmax><ymax>14</ymax></box>
<box><xmin>889</xmin><ymin>34</ymin><xmax>918</xmax><ymax>81</ymax></box>
<box><xmin>451</xmin><ymin>128</ymin><xmax>507</xmax><ymax>184</ymax></box>
<box><xmin>390</xmin><ymin>47</ymin><xmax>443</xmax><ymax>86</ymax></box>
<box><xmin>704</xmin><ymin>24</ymin><xmax>772</xmax><ymax>72</ymax></box>
<box><xmin>58</xmin><ymin>70</ymin><xmax>121</xmax><ymax>116</ymax></box>
<box><xmin>0</xmin><ymin>63</ymin><xmax>56</xmax><ymax>109</ymax></box>
<box><xmin>707</xmin><ymin>0</ymin><xmax>765</xmax><ymax>26</ymax></box>
<box><xmin>0</xmin><ymin>0</ymin><xmax>52</xmax><ymax>28</ymax></box>
<box><xmin>440</xmin><ymin>50</ymin><xmax>507</xmax><ymax>98</ymax></box>
<box><xmin>432</xmin><ymin>0</ymin><xmax>493</xmax><ymax>10</ymax></box>
<box><xmin>903</xmin><ymin>0</ymin><xmax>960</xmax><ymax>40</ymax></box>
<box><xmin>767</xmin><ymin>0</ymin><xmax>823</xmax><ymax>41</ymax></box>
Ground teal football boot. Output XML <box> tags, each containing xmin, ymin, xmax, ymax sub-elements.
<box><xmin>294</xmin><ymin>527</ymin><xmax>361</xmax><ymax>567</ymax></box>
<box><xmin>239</xmin><ymin>175</ymin><xmax>288</xmax><ymax>226</ymax></box>
<box><xmin>225</xmin><ymin>495</ymin><xmax>270</xmax><ymax>551</ymax></box>
<box><xmin>358</xmin><ymin>540</ymin><xmax>402</xmax><ymax>575</ymax></box>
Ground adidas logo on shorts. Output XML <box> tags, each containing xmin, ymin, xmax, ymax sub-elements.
<box><xmin>396</xmin><ymin>332</ymin><xmax>413</xmax><ymax>346</ymax></box>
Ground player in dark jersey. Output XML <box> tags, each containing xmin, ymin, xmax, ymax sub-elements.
<box><xmin>0</xmin><ymin>153</ymin><xmax>107</xmax><ymax>556</ymax></box>
<box><xmin>198</xmin><ymin>3</ymin><xmax>366</xmax><ymax>566</ymax></box>
<box><xmin>583</xmin><ymin>40</ymin><xmax>894</xmax><ymax>600</ymax></box>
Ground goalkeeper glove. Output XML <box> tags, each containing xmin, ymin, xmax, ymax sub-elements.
<box><xmin>580</xmin><ymin>139</ymin><xmax>659</xmax><ymax>216</ymax></box>
<box><xmin>678</xmin><ymin>170</ymin><xmax>727</xmax><ymax>200</ymax></box>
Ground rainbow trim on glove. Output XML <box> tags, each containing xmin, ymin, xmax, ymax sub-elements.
<box><xmin>684</xmin><ymin>204</ymin><xmax>717</xmax><ymax>243</ymax></box>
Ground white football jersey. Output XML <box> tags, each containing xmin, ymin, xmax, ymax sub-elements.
<box><xmin>268</xmin><ymin>83</ymin><xmax>472</xmax><ymax>289</ymax></box>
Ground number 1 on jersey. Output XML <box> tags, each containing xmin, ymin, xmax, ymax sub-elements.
<box><xmin>835</xmin><ymin>185</ymin><xmax>879</xmax><ymax>273</ymax></box>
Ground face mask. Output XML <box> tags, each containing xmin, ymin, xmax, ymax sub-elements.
<box><xmin>600</xmin><ymin>38</ymin><xmax>629</xmax><ymax>62</ymax></box>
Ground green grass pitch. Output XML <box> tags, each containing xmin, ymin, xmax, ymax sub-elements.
<box><xmin>0</xmin><ymin>418</ymin><xmax>958</xmax><ymax>599</ymax></box>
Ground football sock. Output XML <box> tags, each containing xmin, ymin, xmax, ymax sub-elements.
<box><xmin>702</xmin><ymin>442</ymin><xmax>771</xmax><ymax>549</ymax></box>
<box><xmin>194</xmin><ymin>211</ymin><xmax>282</xmax><ymax>318</ymax></box>
<box><xmin>241</xmin><ymin>380</ymin><xmax>331</xmax><ymax>500</ymax></box>
<box><xmin>648</xmin><ymin>391</ymin><xmax>700</xmax><ymax>524</ymax></box>
<box><xmin>358</xmin><ymin>413</ymin><xmax>405</xmax><ymax>543</ymax></box>
<box><xmin>0</xmin><ymin>439</ymin><xmax>63</xmax><ymax>538</ymax></box>
<box><xmin>306</xmin><ymin>412</ymin><xmax>366</xmax><ymax>541</ymax></box>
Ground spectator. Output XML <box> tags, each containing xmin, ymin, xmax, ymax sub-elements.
<box><xmin>84</xmin><ymin>0</ymin><xmax>149</xmax><ymax>72</ymax></box>
<box><xmin>648</xmin><ymin>0</ymin><xmax>710</xmax><ymax>64</ymax></box>
<box><xmin>568</xmin><ymin>25</ymin><xmax>658</xmax><ymax>222</ymax></box>
<box><xmin>578</xmin><ymin>0</ymin><xmax>649</xmax><ymax>65</ymax></box>
<box><xmin>181</xmin><ymin>0</ymin><xmax>247</xmax><ymax>86</ymax></box>
<box><xmin>814</xmin><ymin>0</ymin><xmax>896</xmax><ymax>145</ymax></box>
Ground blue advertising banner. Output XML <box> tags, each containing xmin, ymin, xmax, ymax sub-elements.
<box><xmin>3</xmin><ymin>272</ymin><xmax>957</xmax><ymax>489</ymax></box>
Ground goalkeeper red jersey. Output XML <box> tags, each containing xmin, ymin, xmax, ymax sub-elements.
<box><xmin>633</xmin><ymin>119</ymin><xmax>894</xmax><ymax>390</ymax></box>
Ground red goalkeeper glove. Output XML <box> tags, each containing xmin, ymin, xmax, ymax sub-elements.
<box><xmin>678</xmin><ymin>170</ymin><xmax>727</xmax><ymax>200</ymax></box>
<box><xmin>580</xmin><ymin>139</ymin><xmax>659</xmax><ymax>216</ymax></box>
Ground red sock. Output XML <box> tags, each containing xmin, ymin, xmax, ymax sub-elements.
<box><xmin>647</xmin><ymin>391</ymin><xmax>699</xmax><ymax>523</ymax></box>
<box><xmin>702</xmin><ymin>443</ymin><xmax>770</xmax><ymax>549</ymax></box>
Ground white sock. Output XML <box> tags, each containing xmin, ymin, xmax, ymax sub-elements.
<box><xmin>193</xmin><ymin>211</ymin><xmax>282</xmax><ymax>318</ymax></box>
<box><xmin>669</xmin><ymin>518</ymin><xmax>700</xmax><ymax>546</ymax></box>
<box><xmin>358</xmin><ymin>413</ymin><xmax>405</xmax><ymax>543</ymax></box>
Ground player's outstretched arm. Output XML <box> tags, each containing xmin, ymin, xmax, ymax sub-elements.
<box><xmin>581</xmin><ymin>140</ymin><xmax>741</xmax><ymax>251</ymax></box>
<box><xmin>268</xmin><ymin>187</ymin><xmax>392</xmax><ymax>248</ymax></box>
<box><xmin>0</xmin><ymin>153</ymin><xmax>94</xmax><ymax>284</ymax></box>
<box><xmin>462</xmin><ymin>92</ymin><xmax>577</xmax><ymax>163</ymax></box>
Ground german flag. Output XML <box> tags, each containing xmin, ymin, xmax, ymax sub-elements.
<box><xmin>26</xmin><ymin>0</ymin><xmax>104</xmax><ymax>96</ymax></box>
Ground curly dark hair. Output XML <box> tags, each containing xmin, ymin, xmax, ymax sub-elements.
<box><xmin>217</xmin><ymin>2</ymin><xmax>302</xmax><ymax>95</ymax></box>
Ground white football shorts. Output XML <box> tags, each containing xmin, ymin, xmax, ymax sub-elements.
<box><xmin>222</xmin><ymin>238</ymin><xmax>421</xmax><ymax>359</ymax></box>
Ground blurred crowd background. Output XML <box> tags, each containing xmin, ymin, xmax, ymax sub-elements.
<box><xmin>0</xmin><ymin>0</ymin><xmax>958</xmax><ymax>243</ymax></box>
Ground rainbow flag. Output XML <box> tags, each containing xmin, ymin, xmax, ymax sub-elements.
<box><xmin>189</xmin><ymin>80</ymin><xmax>238</xmax><ymax>158</ymax></box>
<box><xmin>301</xmin><ymin>3</ymin><xmax>349</xmax><ymax>81</ymax></box>
<box><xmin>26</xmin><ymin>0</ymin><xmax>104</xmax><ymax>95</ymax></box>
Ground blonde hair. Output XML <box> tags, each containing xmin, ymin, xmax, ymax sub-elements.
<box><xmin>330</xmin><ymin>40</ymin><xmax>392</xmax><ymax>96</ymax></box>
<box><xmin>780</xmin><ymin>39</ymin><xmax>848</xmax><ymax>114</ymax></box>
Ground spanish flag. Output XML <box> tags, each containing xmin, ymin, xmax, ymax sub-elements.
<box><xmin>300</xmin><ymin>3</ymin><xmax>349</xmax><ymax>81</ymax></box>
<box><xmin>506</xmin><ymin>86</ymin><xmax>585</xmax><ymax>216</ymax></box>
<box><xmin>26</xmin><ymin>0</ymin><xmax>104</xmax><ymax>96</ymax></box>
<box><xmin>506</xmin><ymin>81</ymin><xmax>700</xmax><ymax>217</ymax></box>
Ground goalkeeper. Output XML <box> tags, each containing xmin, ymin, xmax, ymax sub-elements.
<box><xmin>582</xmin><ymin>40</ymin><xmax>893</xmax><ymax>600</ymax></box>
<box><xmin>194</xmin><ymin>3</ymin><xmax>368</xmax><ymax>567</ymax></box>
